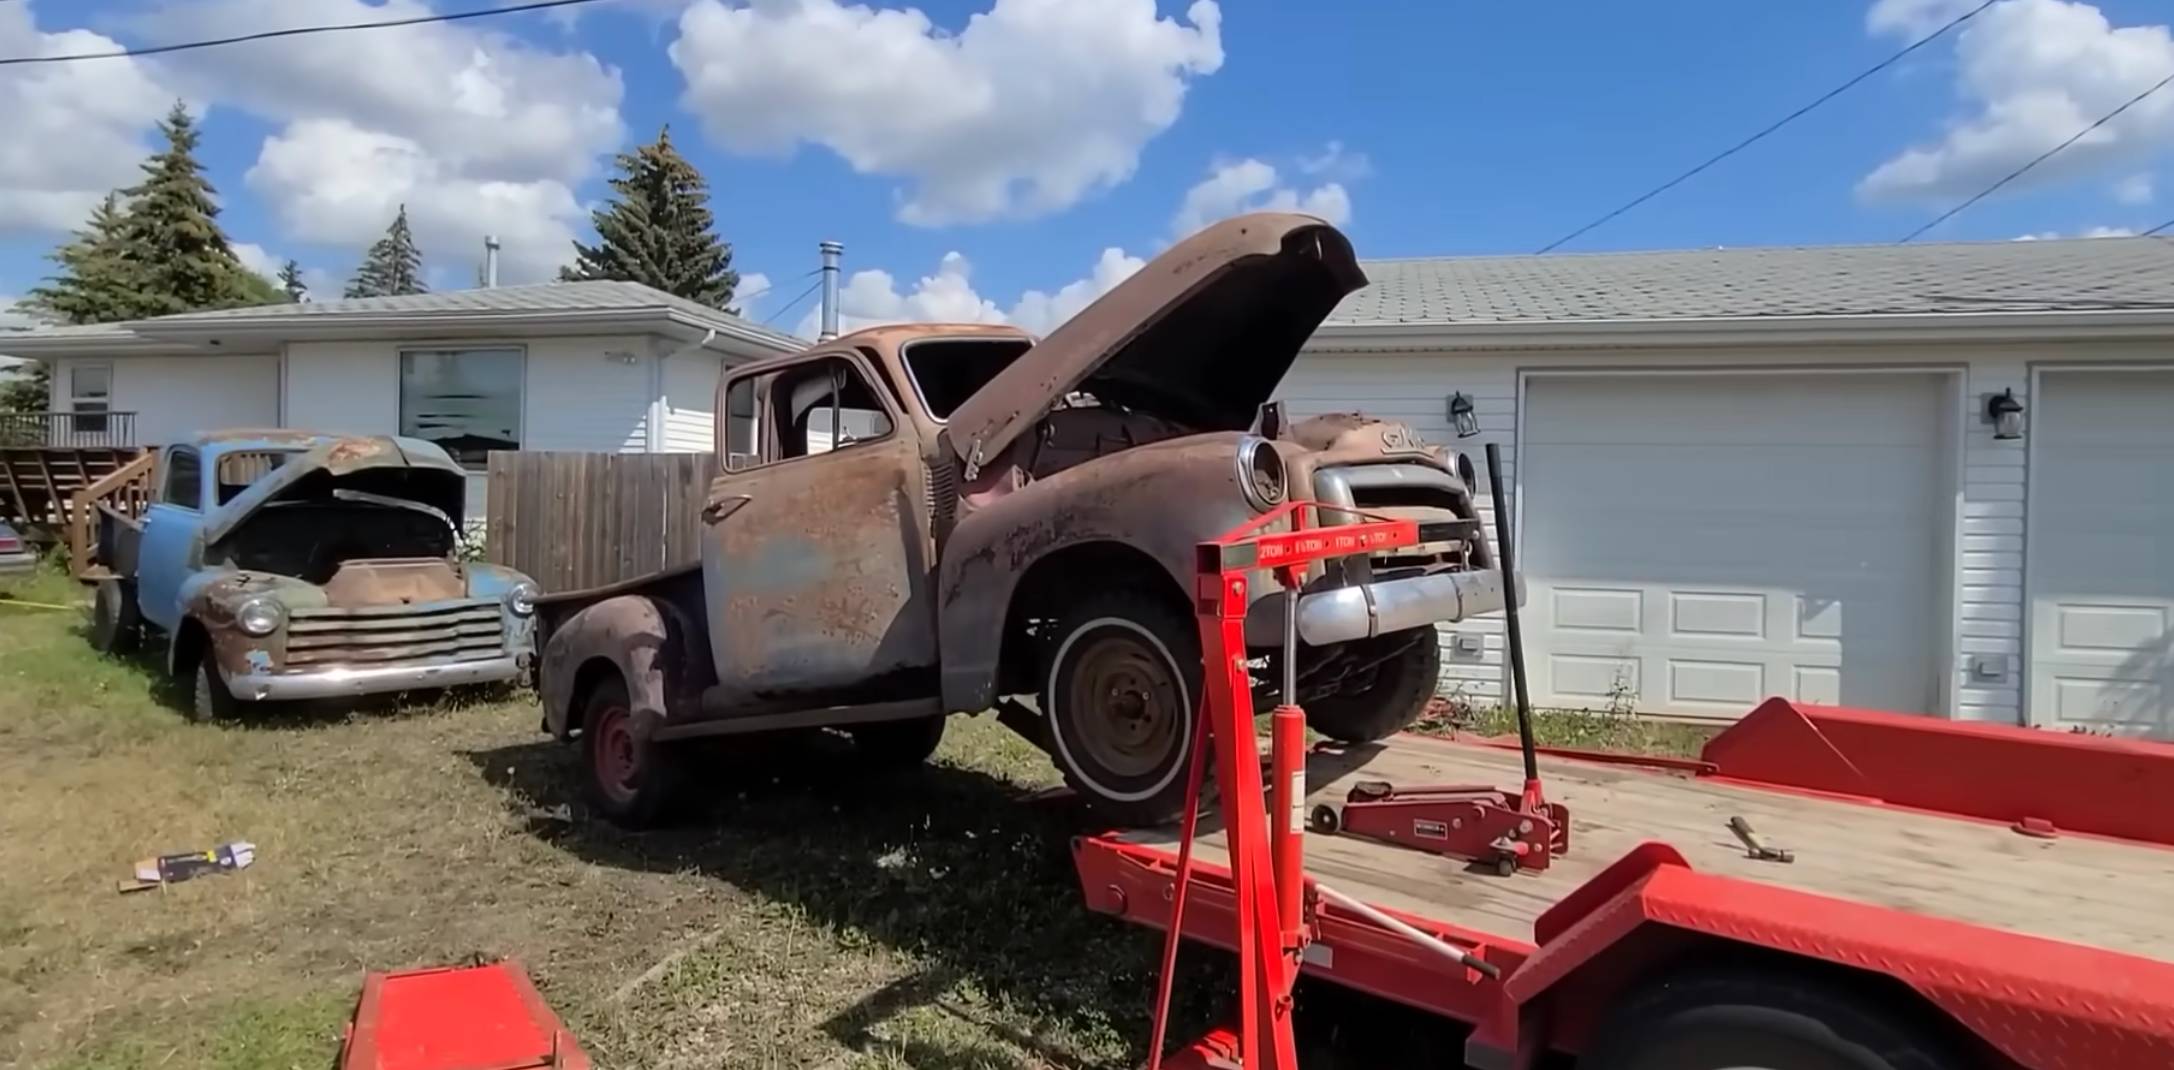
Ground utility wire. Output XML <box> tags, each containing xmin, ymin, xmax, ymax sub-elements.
<box><xmin>0</xmin><ymin>0</ymin><xmax>615</xmax><ymax>67</ymax></box>
<box><xmin>1534</xmin><ymin>0</ymin><xmax>1997</xmax><ymax>254</ymax></box>
<box><xmin>2144</xmin><ymin>216</ymin><xmax>2174</xmax><ymax>237</ymax></box>
<box><xmin>1899</xmin><ymin>70</ymin><xmax>2174</xmax><ymax>242</ymax></box>
<box><xmin>763</xmin><ymin>277</ymin><xmax>826</xmax><ymax>328</ymax></box>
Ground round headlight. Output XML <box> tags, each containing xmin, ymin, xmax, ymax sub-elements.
<box><xmin>1236</xmin><ymin>435</ymin><xmax>1287</xmax><ymax>512</ymax></box>
<box><xmin>505</xmin><ymin>581</ymin><xmax>539</xmax><ymax>617</ymax></box>
<box><xmin>235</xmin><ymin>597</ymin><xmax>285</xmax><ymax>637</ymax></box>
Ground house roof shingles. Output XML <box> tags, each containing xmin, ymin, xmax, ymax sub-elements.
<box><xmin>1330</xmin><ymin>236</ymin><xmax>2174</xmax><ymax>327</ymax></box>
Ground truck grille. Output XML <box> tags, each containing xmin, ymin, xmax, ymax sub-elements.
<box><xmin>284</xmin><ymin>600</ymin><xmax>506</xmax><ymax>668</ymax></box>
<box><xmin>1314</xmin><ymin>463</ymin><xmax>1479</xmax><ymax>573</ymax></box>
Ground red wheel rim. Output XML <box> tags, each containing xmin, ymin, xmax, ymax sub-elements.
<box><xmin>592</xmin><ymin>705</ymin><xmax>639</xmax><ymax>803</ymax></box>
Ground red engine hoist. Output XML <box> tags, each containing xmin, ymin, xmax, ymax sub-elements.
<box><xmin>1143</xmin><ymin>443</ymin><xmax>1551</xmax><ymax>1069</ymax></box>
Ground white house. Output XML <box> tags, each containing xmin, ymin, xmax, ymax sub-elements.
<box><xmin>1279</xmin><ymin>237</ymin><xmax>2174</xmax><ymax>737</ymax></box>
<box><xmin>0</xmin><ymin>281</ymin><xmax>803</xmax><ymax>509</ymax></box>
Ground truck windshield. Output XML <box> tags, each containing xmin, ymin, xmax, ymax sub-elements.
<box><xmin>903</xmin><ymin>338</ymin><xmax>1032</xmax><ymax>419</ymax></box>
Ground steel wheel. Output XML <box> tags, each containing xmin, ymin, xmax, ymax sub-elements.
<box><xmin>590</xmin><ymin>703</ymin><xmax>639</xmax><ymax>806</ymax></box>
<box><xmin>1064</xmin><ymin>629</ymin><xmax>1185</xmax><ymax>781</ymax></box>
<box><xmin>580</xmin><ymin>674</ymin><xmax>682</xmax><ymax>827</ymax></box>
<box><xmin>1043</xmin><ymin>590</ymin><xmax>1202</xmax><ymax>827</ymax></box>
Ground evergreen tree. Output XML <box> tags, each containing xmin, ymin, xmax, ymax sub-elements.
<box><xmin>278</xmin><ymin>259</ymin><xmax>308</xmax><ymax>303</ymax></box>
<box><xmin>113</xmin><ymin>103</ymin><xmax>269</xmax><ymax>317</ymax></box>
<box><xmin>560</xmin><ymin>126</ymin><xmax>739</xmax><ymax>309</ymax></box>
<box><xmin>22</xmin><ymin>194</ymin><xmax>141</xmax><ymax>325</ymax></box>
<box><xmin>346</xmin><ymin>206</ymin><xmax>426</xmax><ymax>298</ymax></box>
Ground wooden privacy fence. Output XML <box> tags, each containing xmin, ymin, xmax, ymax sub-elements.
<box><xmin>485</xmin><ymin>451</ymin><xmax>715</xmax><ymax>592</ymax></box>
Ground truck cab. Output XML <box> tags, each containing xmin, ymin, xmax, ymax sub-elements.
<box><xmin>537</xmin><ymin>213</ymin><xmax>1516</xmax><ymax>826</ymax></box>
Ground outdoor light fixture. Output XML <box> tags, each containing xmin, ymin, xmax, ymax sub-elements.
<box><xmin>1986</xmin><ymin>388</ymin><xmax>2025</xmax><ymax>440</ymax></box>
<box><xmin>1447</xmin><ymin>392</ymin><xmax>1480</xmax><ymax>438</ymax></box>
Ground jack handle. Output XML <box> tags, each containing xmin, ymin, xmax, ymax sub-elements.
<box><xmin>1314</xmin><ymin>882</ymin><xmax>1502</xmax><ymax>980</ymax></box>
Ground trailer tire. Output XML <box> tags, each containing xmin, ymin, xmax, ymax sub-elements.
<box><xmin>1582</xmin><ymin>966</ymin><xmax>1965</xmax><ymax>1070</ymax></box>
<box><xmin>849</xmin><ymin>715</ymin><xmax>946</xmax><ymax>771</ymax></box>
<box><xmin>582</xmin><ymin>674</ymin><xmax>683</xmax><ymax>828</ymax></box>
<box><xmin>1043</xmin><ymin>589</ymin><xmax>1202</xmax><ymax>827</ymax></box>
<box><xmin>1304</xmin><ymin>629</ymin><xmax>1440</xmax><ymax>743</ymax></box>
<box><xmin>89</xmin><ymin>579</ymin><xmax>141</xmax><ymax>656</ymax></box>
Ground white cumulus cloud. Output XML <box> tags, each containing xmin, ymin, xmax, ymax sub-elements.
<box><xmin>2114</xmin><ymin>173</ymin><xmax>2156</xmax><ymax>204</ymax></box>
<box><xmin>231</xmin><ymin>242</ymin><xmax>284</xmax><ymax>284</ymax></box>
<box><xmin>2014</xmin><ymin>224</ymin><xmax>2140</xmax><ymax>238</ymax></box>
<box><xmin>127</xmin><ymin>0</ymin><xmax>626</xmax><ymax>283</ymax></box>
<box><xmin>670</xmin><ymin>0</ymin><xmax>1223</xmax><ymax>226</ymax></box>
<box><xmin>795</xmin><ymin>245</ymin><xmax>1144</xmax><ymax>338</ymax></box>
<box><xmin>0</xmin><ymin>8</ymin><xmax>175</xmax><ymax>235</ymax></box>
<box><xmin>1172</xmin><ymin>156</ymin><xmax>1351</xmax><ymax>236</ymax></box>
<box><xmin>733</xmin><ymin>271</ymin><xmax>774</xmax><ymax>314</ymax></box>
<box><xmin>1860</xmin><ymin>0</ymin><xmax>2174</xmax><ymax>202</ymax></box>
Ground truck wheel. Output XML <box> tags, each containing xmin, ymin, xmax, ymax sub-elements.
<box><xmin>89</xmin><ymin>579</ymin><xmax>141</xmax><ymax>656</ymax></box>
<box><xmin>582</xmin><ymin>675</ymin><xmax>683</xmax><ymax>828</ymax></box>
<box><xmin>191</xmin><ymin>660</ymin><xmax>240</xmax><ymax>723</ymax></box>
<box><xmin>1043</xmin><ymin>590</ymin><xmax>1202</xmax><ymax>827</ymax></box>
<box><xmin>1582</xmin><ymin>966</ymin><xmax>1965</xmax><ymax>1070</ymax></box>
<box><xmin>849</xmin><ymin>715</ymin><xmax>945</xmax><ymax>771</ymax></box>
<box><xmin>1303</xmin><ymin>629</ymin><xmax>1440</xmax><ymax>743</ymax></box>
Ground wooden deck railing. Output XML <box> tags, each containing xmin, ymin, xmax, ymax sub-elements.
<box><xmin>66</xmin><ymin>451</ymin><xmax>156</xmax><ymax>578</ymax></box>
<box><xmin>0</xmin><ymin>411</ymin><xmax>138</xmax><ymax>448</ymax></box>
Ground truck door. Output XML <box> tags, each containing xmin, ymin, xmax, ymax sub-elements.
<box><xmin>135</xmin><ymin>446</ymin><xmax>202</xmax><ymax>632</ymax></box>
<box><xmin>702</xmin><ymin>351</ymin><xmax>937</xmax><ymax>709</ymax></box>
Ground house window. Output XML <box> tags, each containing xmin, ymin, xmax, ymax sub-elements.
<box><xmin>70</xmin><ymin>362</ymin><xmax>112</xmax><ymax>435</ymax></box>
<box><xmin>163</xmin><ymin>447</ymin><xmax>202</xmax><ymax>510</ymax></box>
<box><xmin>399</xmin><ymin>347</ymin><xmax>522</xmax><ymax>469</ymax></box>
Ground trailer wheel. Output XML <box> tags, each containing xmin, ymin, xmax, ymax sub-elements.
<box><xmin>89</xmin><ymin>579</ymin><xmax>141</xmax><ymax>655</ymax></box>
<box><xmin>582</xmin><ymin>675</ymin><xmax>682</xmax><ymax>828</ymax></box>
<box><xmin>849</xmin><ymin>715</ymin><xmax>946</xmax><ymax>771</ymax></box>
<box><xmin>1582</xmin><ymin>966</ymin><xmax>1965</xmax><ymax>1070</ymax></box>
<box><xmin>1043</xmin><ymin>590</ymin><xmax>1202</xmax><ymax>827</ymax></box>
<box><xmin>1303</xmin><ymin>629</ymin><xmax>1440</xmax><ymax>743</ymax></box>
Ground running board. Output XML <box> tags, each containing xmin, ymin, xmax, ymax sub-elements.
<box><xmin>655</xmin><ymin>697</ymin><xmax>942</xmax><ymax>741</ymax></box>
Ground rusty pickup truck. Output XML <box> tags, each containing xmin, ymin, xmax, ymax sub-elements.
<box><xmin>536</xmin><ymin>213</ymin><xmax>1513</xmax><ymax>825</ymax></box>
<box><xmin>87</xmin><ymin>431</ymin><xmax>539</xmax><ymax>720</ymax></box>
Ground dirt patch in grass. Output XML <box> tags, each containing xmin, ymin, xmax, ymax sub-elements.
<box><xmin>1</xmin><ymin>567</ymin><xmax>1459</xmax><ymax>1069</ymax></box>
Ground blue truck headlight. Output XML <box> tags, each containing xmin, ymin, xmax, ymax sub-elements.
<box><xmin>504</xmin><ymin>581</ymin><xmax>539</xmax><ymax>617</ymax></box>
<box><xmin>236</xmin><ymin>597</ymin><xmax>285</xmax><ymax>637</ymax></box>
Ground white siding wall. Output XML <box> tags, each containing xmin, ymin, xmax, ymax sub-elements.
<box><xmin>663</xmin><ymin>351</ymin><xmax>723</xmax><ymax>453</ymax></box>
<box><xmin>522</xmin><ymin>336</ymin><xmax>654</xmax><ymax>452</ymax></box>
<box><xmin>60</xmin><ymin>354</ymin><xmax>280</xmax><ymax>445</ymax></box>
<box><xmin>283</xmin><ymin>340</ymin><xmax>398</xmax><ymax>433</ymax></box>
<box><xmin>1274</xmin><ymin>338</ymin><xmax>2123</xmax><ymax>722</ymax></box>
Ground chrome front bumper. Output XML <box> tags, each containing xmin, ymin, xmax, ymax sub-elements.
<box><xmin>1246</xmin><ymin>568</ymin><xmax>1522</xmax><ymax>648</ymax></box>
<box><xmin>228</xmin><ymin>654</ymin><xmax>525</xmax><ymax>701</ymax></box>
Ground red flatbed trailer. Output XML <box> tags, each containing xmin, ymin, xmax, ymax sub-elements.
<box><xmin>1074</xmin><ymin>698</ymin><xmax>2174</xmax><ymax>1069</ymax></box>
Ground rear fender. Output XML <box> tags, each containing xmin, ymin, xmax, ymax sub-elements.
<box><xmin>538</xmin><ymin>594</ymin><xmax>702</xmax><ymax>740</ymax></box>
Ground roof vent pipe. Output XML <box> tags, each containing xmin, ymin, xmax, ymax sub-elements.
<box><xmin>818</xmin><ymin>240</ymin><xmax>843</xmax><ymax>341</ymax></box>
<box><xmin>484</xmin><ymin>235</ymin><xmax>501</xmax><ymax>289</ymax></box>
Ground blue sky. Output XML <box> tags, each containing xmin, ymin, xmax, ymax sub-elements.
<box><xmin>3</xmin><ymin>0</ymin><xmax>2171</xmax><ymax>334</ymax></box>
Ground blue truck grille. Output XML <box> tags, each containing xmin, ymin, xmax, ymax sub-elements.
<box><xmin>284</xmin><ymin>601</ymin><xmax>505</xmax><ymax>668</ymax></box>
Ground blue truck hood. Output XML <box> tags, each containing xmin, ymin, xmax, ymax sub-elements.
<box><xmin>201</xmin><ymin>435</ymin><xmax>469</xmax><ymax>547</ymax></box>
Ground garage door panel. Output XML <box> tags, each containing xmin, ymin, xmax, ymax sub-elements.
<box><xmin>2029</xmin><ymin>369</ymin><xmax>2174</xmax><ymax>736</ymax></box>
<box><xmin>1524</xmin><ymin>373</ymin><xmax>1946</xmax><ymax>719</ymax></box>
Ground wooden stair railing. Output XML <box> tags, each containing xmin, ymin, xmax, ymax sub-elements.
<box><xmin>69</xmin><ymin>451</ymin><xmax>157</xmax><ymax>579</ymax></box>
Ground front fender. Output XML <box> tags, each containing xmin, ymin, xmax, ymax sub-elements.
<box><xmin>936</xmin><ymin>432</ymin><xmax>1258</xmax><ymax>712</ymax></box>
<box><xmin>172</xmin><ymin>569</ymin><xmax>321</xmax><ymax>676</ymax></box>
<box><xmin>538</xmin><ymin>594</ymin><xmax>700</xmax><ymax>740</ymax></box>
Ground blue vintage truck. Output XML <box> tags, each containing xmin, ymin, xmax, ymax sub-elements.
<box><xmin>86</xmin><ymin>430</ymin><xmax>539</xmax><ymax>720</ymax></box>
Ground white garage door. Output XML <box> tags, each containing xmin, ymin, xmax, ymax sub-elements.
<box><xmin>2028</xmin><ymin>369</ymin><xmax>2174</xmax><ymax>736</ymax></box>
<box><xmin>1521</xmin><ymin>373</ymin><xmax>1948</xmax><ymax>719</ymax></box>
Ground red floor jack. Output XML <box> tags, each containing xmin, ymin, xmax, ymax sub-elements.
<box><xmin>1144</xmin><ymin>499</ymin><xmax>1500</xmax><ymax>1070</ymax></box>
<box><xmin>1307</xmin><ymin>443</ymin><xmax>1568</xmax><ymax>877</ymax></box>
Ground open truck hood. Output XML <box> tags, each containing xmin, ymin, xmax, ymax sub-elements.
<box><xmin>944</xmin><ymin>212</ymin><xmax>1367</xmax><ymax>469</ymax></box>
<box><xmin>202</xmin><ymin>435</ymin><xmax>470</xmax><ymax>547</ymax></box>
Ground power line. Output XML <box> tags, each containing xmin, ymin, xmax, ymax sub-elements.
<box><xmin>1899</xmin><ymin>69</ymin><xmax>2174</xmax><ymax>242</ymax></box>
<box><xmin>0</xmin><ymin>0</ymin><xmax>615</xmax><ymax>67</ymax></box>
<box><xmin>1534</xmin><ymin>0</ymin><xmax>1997</xmax><ymax>254</ymax></box>
<box><xmin>763</xmin><ymin>278</ymin><xmax>825</xmax><ymax>328</ymax></box>
<box><xmin>2145</xmin><ymin>216</ymin><xmax>2174</xmax><ymax>237</ymax></box>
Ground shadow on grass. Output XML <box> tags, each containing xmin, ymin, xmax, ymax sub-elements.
<box><xmin>466</xmin><ymin>727</ymin><xmax>1477</xmax><ymax>1067</ymax></box>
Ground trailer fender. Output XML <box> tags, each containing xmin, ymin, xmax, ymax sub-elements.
<box><xmin>1467</xmin><ymin>844</ymin><xmax>2174</xmax><ymax>1070</ymax></box>
<box><xmin>538</xmin><ymin>594</ymin><xmax>702</xmax><ymax>742</ymax></box>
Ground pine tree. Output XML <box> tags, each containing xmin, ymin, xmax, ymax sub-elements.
<box><xmin>278</xmin><ymin>260</ymin><xmax>308</xmax><ymax>303</ymax></box>
<box><xmin>22</xmin><ymin>194</ymin><xmax>142</xmax><ymax>325</ymax></box>
<box><xmin>347</xmin><ymin>206</ymin><xmax>426</xmax><ymax>298</ymax></box>
<box><xmin>114</xmin><ymin>103</ymin><xmax>270</xmax><ymax>317</ymax></box>
<box><xmin>560</xmin><ymin>126</ymin><xmax>739</xmax><ymax>309</ymax></box>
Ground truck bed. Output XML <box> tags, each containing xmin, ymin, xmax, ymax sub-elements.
<box><xmin>1117</xmin><ymin>732</ymin><xmax>2174</xmax><ymax>960</ymax></box>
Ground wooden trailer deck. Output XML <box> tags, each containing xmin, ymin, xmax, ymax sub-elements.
<box><xmin>1118</xmin><ymin>732</ymin><xmax>2174</xmax><ymax>960</ymax></box>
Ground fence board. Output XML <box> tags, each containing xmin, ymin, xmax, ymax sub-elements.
<box><xmin>484</xmin><ymin>451</ymin><xmax>716</xmax><ymax>592</ymax></box>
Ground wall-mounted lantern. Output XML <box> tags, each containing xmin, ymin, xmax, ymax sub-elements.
<box><xmin>1447</xmin><ymin>392</ymin><xmax>1480</xmax><ymax>439</ymax></box>
<box><xmin>1985</xmin><ymin>388</ymin><xmax>2025</xmax><ymax>441</ymax></box>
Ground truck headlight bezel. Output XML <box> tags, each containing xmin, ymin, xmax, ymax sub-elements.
<box><xmin>1236</xmin><ymin>435</ymin><xmax>1288</xmax><ymax>512</ymax></box>
<box><xmin>235</xmin><ymin>596</ymin><xmax>285</xmax><ymax>637</ymax></box>
<box><xmin>504</xmin><ymin>581</ymin><xmax>539</xmax><ymax>618</ymax></box>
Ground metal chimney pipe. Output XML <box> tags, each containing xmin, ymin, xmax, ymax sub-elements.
<box><xmin>484</xmin><ymin>235</ymin><xmax>501</xmax><ymax>289</ymax></box>
<box><xmin>818</xmin><ymin>240</ymin><xmax>843</xmax><ymax>340</ymax></box>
